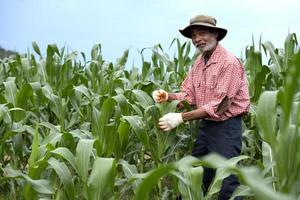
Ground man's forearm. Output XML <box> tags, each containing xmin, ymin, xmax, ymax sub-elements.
<box><xmin>167</xmin><ymin>93</ymin><xmax>208</xmax><ymax>121</ymax></box>
<box><xmin>167</xmin><ymin>93</ymin><xmax>178</xmax><ymax>101</ymax></box>
<box><xmin>181</xmin><ymin>107</ymin><xmax>209</xmax><ymax>122</ymax></box>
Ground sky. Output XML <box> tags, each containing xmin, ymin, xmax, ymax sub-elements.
<box><xmin>1</xmin><ymin>0</ymin><xmax>300</xmax><ymax>66</ymax></box>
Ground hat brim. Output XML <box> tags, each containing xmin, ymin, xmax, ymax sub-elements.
<box><xmin>179</xmin><ymin>24</ymin><xmax>227</xmax><ymax>41</ymax></box>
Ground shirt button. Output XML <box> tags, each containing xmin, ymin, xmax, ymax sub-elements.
<box><xmin>197</xmin><ymin>83</ymin><xmax>201</xmax><ymax>87</ymax></box>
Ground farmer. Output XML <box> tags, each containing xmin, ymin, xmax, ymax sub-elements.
<box><xmin>152</xmin><ymin>15</ymin><xmax>250</xmax><ymax>200</ymax></box>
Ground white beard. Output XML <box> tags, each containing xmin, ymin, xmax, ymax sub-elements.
<box><xmin>198</xmin><ymin>39</ymin><xmax>217</xmax><ymax>53</ymax></box>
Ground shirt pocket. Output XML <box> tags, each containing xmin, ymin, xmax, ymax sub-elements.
<box><xmin>206</xmin><ymin>74</ymin><xmax>217</xmax><ymax>90</ymax></box>
<box><xmin>192</xmin><ymin>72</ymin><xmax>202</xmax><ymax>88</ymax></box>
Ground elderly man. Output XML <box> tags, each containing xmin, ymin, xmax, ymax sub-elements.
<box><xmin>152</xmin><ymin>15</ymin><xmax>250</xmax><ymax>200</ymax></box>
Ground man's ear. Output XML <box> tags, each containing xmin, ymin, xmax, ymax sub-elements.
<box><xmin>214</xmin><ymin>31</ymin><xmax>219</xmax><ymax>39</ymax></box>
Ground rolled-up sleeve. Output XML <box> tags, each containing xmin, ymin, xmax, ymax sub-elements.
<box><xmin>202</xmin><ymin>63</ymin><xmax>243</xmax><ymax>120</ymax></box>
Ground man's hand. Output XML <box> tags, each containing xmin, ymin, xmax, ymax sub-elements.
<box><xmin>152</xmin><ymin>89</ymin><xmax>168</xmax><ymax>103</ymax></box>
<box><xmin>158</xmin><ymin>113</ymin><xmax>183</xmax><ymax>131</ymax></box>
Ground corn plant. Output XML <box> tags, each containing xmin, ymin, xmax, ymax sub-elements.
<box><xmin>0</xmin><ymin>33</ymin><xmax>299</xmax><ymax>200</ymax></box>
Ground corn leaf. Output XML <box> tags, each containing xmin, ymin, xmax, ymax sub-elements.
<box><xmin>48</xmin><ymin>158</ymin><xmax>75</xmax><ymax>199</ymax></box>
<box><xmin>51</xmin><ymin>147</ymin><xmax>77</xmax><ymax>173</ymax></box>
<box><xmin>76</xmin><ymin>139</ymin><xmax>95</xmax><ymax>183</ymax></box>
<box><xmin>88</xmin><ymin>157</ymin><xmax>116</xmax><ymax>200</ymax></box>
<box><xmin>256</xmin><ymin>91</ymin><xmax>278</xmax><ymax>147</ymax></box>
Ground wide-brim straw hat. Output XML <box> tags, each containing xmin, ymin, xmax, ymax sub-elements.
<box><xmin>179</xmin><ymin>15</ymin><xmax>227</xmax><ymax>41</ymax></box>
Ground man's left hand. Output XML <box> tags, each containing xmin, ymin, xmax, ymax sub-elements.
<box><xmin>158</xmin><ymin>113</ymin><xmax>183</xmax><ymax>131</ymax></box>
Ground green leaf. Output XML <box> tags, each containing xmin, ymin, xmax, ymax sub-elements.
<box><xmin>3</xmin><ymin>165</ymin><xmax>54</xmax><ymax>194</ymax></box>
<box><xmin>88</xmin><ymin>157</ymin><xmax>116</xmax><ymax>200</ymax></box>
<box><xmin>200</xmin><ymin>154</ymin><xmax>247</xmax><ymax>170</ymax></box>
<box><xmin>134</xmin><ymin>164</ymin><xmax>175</xmax><ymax>200</ymax></box>
<box><xmin>26</xmin><ymin>178</ymin><xmax>54</xmax><ymax>194</ymax></box>
<box><xmin>39</xmin><ymin>121</ymin><xmax>60</xmax><ymax>133</ymax></box>
<box><xmin>144</xmin><ymin>105</ymin><xmax>160</xmax><ymax>123</ymax></box>
<box><xmin>283</xmin><ymin>33</ymin><xmax>297</xmax><ymax>71</ymax></box>
<box><xmin>98</xmin><ymin>97</ymin><xmax>116</xmax><ymax>140</ymax></box>
<box><xmin>91</xmin><ymin>43</ymin><xmax>101</xmax><ymax>61</ymax></box>
<box><xmin>252</xmin><ymin>65</ymin><xmax>270</xmax><ymax>102</ymax></box>
<box><xmin>0</xmin><ymin>104</ymin><xmax>10</xmax><ymax>124</ymax></box>
<box><xmin>113</xmin><ymin>93</ymin><xmax>130</xmax><ymax>115</ymax></box>
<box><xmin>157</xmin><ymin>100</ymin><xmax>180</xmax><ymax>115</ymax></box>
<box><xmin>262</xmin><ymin>41</ymin><xmax>282</xmax><ymax>75</ymax></box>
<box><xmin>122</xmin><ymin>115</ymin><xmax>149</xmax><ymax>147</ymax></box>
<box><xmin>238</xmin><ymin>167</ymin><xmax>294</xmax><ymax>200</ymax></box>
<box><xmin>141</xmin><ymin>61</ymin><xmax>151</xmax><ymax>81</ymax></box>
<box><xmin>280</xmin><ymin>52</ymin><xmax>300</xmax><ymax>128</ymax></box>
<box><xmin>188</xmin><ymin>166</ymin><xmax>204</xmax><ymax>199</ymax></box>
<box><xmin>178</xmin><ymin>166</ymin><xmax>204</xmax><ymax>200</ymax></box>
<box><xmin>91</xmin><ymin>107</ymin><xmax>101</xmax><ymax>138</ymax></box>
<box><xmin>28</xmin><ymin>126</ymin><xmax>39</xmax><ymax>167</ymax></box>
<box><xmin>119</xmin><ymin>159</ymin><xmax>140</xmax><ymax>189</ymax></box>
<box><xmin>76</xmin><ymin>139</ymin><xmax>95</xmax><ymax>183</ymax></box>
<box><xmin>32</xmin><ymin>41</ymin><xmax>42</xmax><ymax>57</ymax></box>
<box><xmin>117</xmin><ymin>120</ymin><xmax>130</xmax><ymax>151</ymax></box>
<box><xmin>201</xmin><ymin>154</ymin><xmax>248</xmax><ymax>199</ymax></box>
<box><xmin>132</xmin><ymin>89</ymin><xmax>154</xmax><ymax>110</ymax></box>
<box><xmin>3</xmin><ymin>78</ymin><xmax>17</xmax><ymax>106</ymax></box>
<box><xmin>261</xmin><ymin>141</ymin><xmax>274</xmax><ymax>172</ymax></box>
<box><xmin>256</xmin><ymin>91</ymin><xmax>278</xmax><ymax>147</ymax></box>
<box><xmin>205</xmin><ymin>168</ymin><xmax>231</xmax><ymax>199</ymax></box>
<box><xmin>41</xmin><ymin>85</ymin><xmax>61</xmax><ymax>118</ymax></box>
<box><xmin>51</xmin><ymin>147</ymin><xmax>77</xmax><ymax>173</ymax></box>
<box><xmin>116</xmin><ymin>49</ymin><xmax>129</xmax><ymax>68</ymax></box>
<box><xmin>15</xmin><ymin>83</ymin><xmax>33</xmax><ymax>108</ymax></box>
<box><xmin>50</xmin><ymin>43</ymin><xmax>61</xmax><ymax>57</ymax></box>
<box><xmin>229</xmin><ymin>185</ymin><xmax>252</xmax><ymax>200</ymax></box>
<box><xmin>48</xmin><ymin>158</ymin><xmax>75</xmax><ymax>200</ymax></box>
<box><xmin>74</xmin><ymin>85</ymin><xmax>91</xmax><ymax>99</ymax></box>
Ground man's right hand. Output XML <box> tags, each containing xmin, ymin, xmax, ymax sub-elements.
<box><xmin>152</xmin><ymin>89</ymin><xmax>168</xmax><ymax>103</ymax></box>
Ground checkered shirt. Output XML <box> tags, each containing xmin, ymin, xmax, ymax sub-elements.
<box><xmin>175</xmin><ymin>43</ymin><xmax>250</xmax><ymax>121</ymax></box>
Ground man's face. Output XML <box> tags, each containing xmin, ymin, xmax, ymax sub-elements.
<box><xmin>191</xmin><ymin>28</ymin><xmax>218</xmax><ymax>53</ymax></box>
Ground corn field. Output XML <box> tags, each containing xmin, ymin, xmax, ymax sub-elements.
<box><xmin>0</xmin><ymin>34</ymin><xmax>299</xmax><ymax>200</ymax></box>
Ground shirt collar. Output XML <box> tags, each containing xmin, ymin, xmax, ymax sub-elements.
<box><xmin>201</xmin><ymin>43</ymin><xmax>223</xmax><ymax>70</ymax></box>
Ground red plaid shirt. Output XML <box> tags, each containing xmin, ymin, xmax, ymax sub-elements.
<box><xmin>175</xmin><ymin>43</ymin><xmax>250</xmax><ymax>121</ymax></box>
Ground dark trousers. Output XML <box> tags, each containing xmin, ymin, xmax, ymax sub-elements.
<box><xmin>192</xmin><ymin>116</ymin><xmax>242</xmax><ymax>200</ymax></box>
